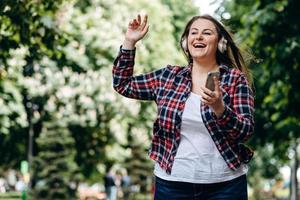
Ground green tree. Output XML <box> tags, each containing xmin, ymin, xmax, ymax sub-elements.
<box><xmin>0</xmin><ymin>0</ymin><xmax>70</xmax><ymax>172</ymax></box>
<box><xmin>32</xmin><ymin>119</ymin><xmax>80</xmax><ymax>200</ymax></box>
<box><xmin>123</xmin><ymin>124</ymin><xmax>153</xmax><ymax>195</ymax></box>
<box><xmin>219</xmin><ymin>0</ymin><xmax>300</xmax><ymax>198</ymax></box>
<box><xmin>161</xmin><ymin>0</ymin><xmax>199</xmax><ymax>43</ymax></box>
<box><xmin>0</xmin><ymin>0</ymin><xmax>198</xmax><ymax>190</ymax></box>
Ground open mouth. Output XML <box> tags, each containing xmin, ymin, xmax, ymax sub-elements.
<box><xmin>193</xmin><ymin>43</ymin><xmax>206</xmax><ymax>48</ymax></box>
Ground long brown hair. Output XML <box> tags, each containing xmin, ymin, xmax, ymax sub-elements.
<box><xmin>180</xmin><ymin>15</ymin><xmax>253</xmax><ymax>86</ymax></box>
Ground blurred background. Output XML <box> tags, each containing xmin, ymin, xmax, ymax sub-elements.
<box><xmin>0</xmin><ymin>0</ymin><xmax>299</xmax><ymax>199</ymax></box>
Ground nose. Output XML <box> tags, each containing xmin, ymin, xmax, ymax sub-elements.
<box><xmin>196</xmin><ymin>34</ymin><xmax>203</xmax><ymax>40</ymax></box>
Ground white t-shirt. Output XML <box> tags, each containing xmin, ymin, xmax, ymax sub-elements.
<box><xmin>154</xmin><ymin>92</ymin><xmax>248</xmax><ymax>183</ymax></box>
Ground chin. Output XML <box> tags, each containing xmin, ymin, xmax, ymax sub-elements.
<box><xmin>192</xmin><ymin>53</ymin><xmax>207</xmax><ymax>59</ymax></box>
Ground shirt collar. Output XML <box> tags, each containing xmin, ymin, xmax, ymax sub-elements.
<box><xmin>178</xmin><ymin>63</ymin><xmax>192</xmax><ymax>77</ymax></box>
<box><xmin>219</xmin><ymin>64</ymin><xmax>230</xmax><ymax>74</ymax></box>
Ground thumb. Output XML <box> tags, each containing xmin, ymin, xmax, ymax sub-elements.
<box><xmin>214</xmin><ymin>76</ymin><xmax>221</xmax><ymax>94</ymax></box>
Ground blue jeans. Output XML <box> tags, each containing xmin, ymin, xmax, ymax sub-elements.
<box><xmin>154</xmin><ymin>175</ymin><xmax>248</xmax><ymax>200</ymax></box>
<box><xmin>105</xmin><ymin>186</ymin><xmax>117</xmax><ymax>200</ymax></box>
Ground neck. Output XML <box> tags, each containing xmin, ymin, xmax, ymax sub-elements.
<box><xmin>192</xmin><ymin>59</ymin><xmax>219</xmax><ymax>75</ymax></box>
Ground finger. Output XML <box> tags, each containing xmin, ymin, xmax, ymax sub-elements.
<box><xmin>133</xmin><ymin>19</ymin><xmax>138</xmax><ymax>25</ymax></box>
<box><xmin>214</xmin><ymin>80</ymin><xmax>222</xmax><ymax>99</ymax></box>
<box><xmin>200</xmin><ymin>86</ymin><xmax>213</xmax><ymax>96</ymax></box>
<box><xmin>129</xmin><ymin>19</ymin><xmax>136</xmax><ymax>25</ymax></box>
<box><xmin>140</xmin><ymin>14</ymin><xmax>148</xmax><ymax>30</ymax></box>
<box><xmin>200</xmin><ymin>96</ymin><xmax>210</xmax><ymax>105</ymax></box>
<box><xmin>129</xmin><ymin>20</ymin><xmax>135</xmax><ymax>27</ymax></box>
<box><xmin>137</xmin><ymin>14</ymin><xmax>141</xmax><ymax>24</ymax></box>
<box><xmin>128</xmin><ymin>22</ymin><xmax>135</xmax><ymax>29</ymax></box>
<box><xmin>129</xmin><ymin>22</ymin><xmax>138</xmax><ymax>30</ymax></box>
<box><xmin>141</xmin><ymin>24</ymin><xmax>149</xmax><ymax>36</ymax></box>
<box><xmin>198</xmin><ymin>89</ymin><xmax>211</xmax><ymax>101</ymax></box>
<box><xmin>213</xmin><ymin>76</ymin><xmax>220</xmax><ymax>93</ymax></box>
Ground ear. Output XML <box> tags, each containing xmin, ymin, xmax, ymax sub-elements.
<box><xmin>181</xmin><ymin>38</ymin><xmax>188</xmax><ymax>52</ymax></box>
<box><xmin>218</xmin><ymin>37</ymin><xmax>227</xmax><ymax>53</ymax></box>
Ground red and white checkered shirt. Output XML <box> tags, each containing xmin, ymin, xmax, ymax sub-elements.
<box><xmin>113</xmin><ymin>47</ymin><xmax>254</xmax><ymax>174</ymax></box>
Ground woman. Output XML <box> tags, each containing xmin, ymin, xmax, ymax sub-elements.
<box><xmin>112</xmin><ymin>14</ymin><xmax>254</xmax><ymax>199</ymax></box>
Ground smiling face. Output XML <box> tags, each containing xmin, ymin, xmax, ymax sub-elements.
<box><xmin>187</xmin><ymin>18</ymin><xmax>219</xmax><ymax>62</ymax></box>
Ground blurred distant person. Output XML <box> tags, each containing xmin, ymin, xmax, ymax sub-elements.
<box><xmin>0</xmin><ymin>177</ymin><xmax>8</xmax><ymax>193</ymax></box>
<box><xmin>104</xmin><ymin>168</ymin><xmax>117</xmax><ymax>200</ymax></box>
<box><xmin>6</xmin><ymin>169</ymin><xmax>17</xmax><ymax>191</ymax></box>
<box><xmin>120</xmin><ymin>169</ymin><xmax>131</xmax><ymax>199</ymax></box>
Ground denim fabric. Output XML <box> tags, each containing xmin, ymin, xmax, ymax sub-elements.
<box><xmin>154</xmin><ymin>175</ymin><xmax>248</xmax><ymax>200</ymax></box>
<box><xmin>105</xmin><ymin>186</ymin><xmax>117</xmax><ymax>200</ymax></box>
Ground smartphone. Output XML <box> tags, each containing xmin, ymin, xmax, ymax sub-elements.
<box><xmin>205</xmin><ymin>71</ymin><xmax>220</xmax><ymax>91</ymax></box>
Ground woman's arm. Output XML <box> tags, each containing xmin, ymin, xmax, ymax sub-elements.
<box><xmin>215</xmin><ymin>74</ymin><xmax>254</xmax><ymax>143</ymax></box>
<box><xmin>113</xmin><ymin>14</ymin><xmax>166</xmax><ymax>100</ymax></box>
<box><xmin>200</xmin><ymin>73</ymin><xmax>254</xmax><ymax>143</ymax></box>
<box><xmin>112</xmin><ymin>48</ymin><xmax>166</xmax><ymax>100</ymax></box>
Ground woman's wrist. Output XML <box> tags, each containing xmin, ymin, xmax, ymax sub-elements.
<box><xmin>213</xmin><ymin>101</ymin><xmax>225</xmax><ymax>118</ymax></box>
<box><xmin>122</xmin><ymin>39</ymin><xmax>136</xmax><ymax>50</ymax></box>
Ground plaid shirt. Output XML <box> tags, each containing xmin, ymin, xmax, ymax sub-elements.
<box><xmin>113</xmin><ymin>47</ymin><xmax>254</xmax><ymax>174</ymax></box>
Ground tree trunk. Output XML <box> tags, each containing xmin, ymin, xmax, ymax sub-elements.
<box><xmin>290</xmin><ymin>143</ymin><xmax>299</xmax><ymax>200</ymax></box>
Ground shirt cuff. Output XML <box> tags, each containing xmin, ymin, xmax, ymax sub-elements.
<box><xmin>120</xmin><ymin>45</ymin><xmax>136</xmax><ymax>53</ymax></box>
<box><xmin>113</xmin><ymin>45</ymin><xmax>136</xmax><ymax>67</ymax></box>
<box><xmin>214</xmin><ymin>105</ymin><xmax>231</xmax><ymax>125</ymax></box>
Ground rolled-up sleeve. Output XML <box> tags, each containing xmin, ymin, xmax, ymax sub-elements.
<box><xmin>216</xmin><ymin>74</ymin><xmax>254</xmax><ymax>143</ymax></box>
<box><xmin>112</xmin><ymin>47</ymin><xmax>165</xmax><ymax>101</ymax></box>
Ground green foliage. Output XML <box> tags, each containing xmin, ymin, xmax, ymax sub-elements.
<box><xmin>161</xmin><ymin>0</ymin><xmax>199</xmax><ymax>43</ymax></box>
<box><xmin>32</xmin><ymin>119</ymin><xmax>80</xmax><ymax>200</ymax></box>
<box><xmin>0</xmin><ymin>0</ymin><xmax>73</xmax><ymax>169</ymax></box>
<box><xmin>0</xmin><ymin>79</ymin><xmax>27</xmax><ymax>134</ymax></box>
<box><xmin>0</xmin><ymin>0</ymin><xmax>70</xmax><ymax>68</ymax></box>
<box><xmin>0</xmin><ymin>48</ymin><xmax>28</xmax><ymax>169</ymax></box>
<box><xmin>123</xmin><ymin>124</ymin><xmax>153</xmax><ymax>194</ymax></box>
<box><xmin>220</xmin><ymin>0</ymin><xmax>300</xmax><ymax>178</ymax></box>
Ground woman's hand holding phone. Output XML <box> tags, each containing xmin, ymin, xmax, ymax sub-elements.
<box><xmin>199</xmin><ymin>72</ymin><xmax>225</xmax><ymax>118</ymax></box>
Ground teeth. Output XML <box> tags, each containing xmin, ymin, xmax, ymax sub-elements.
<box><xmin>194</xmin><ymin>43</ymin><xmax>206</xmax><ymax>48</ymax></box>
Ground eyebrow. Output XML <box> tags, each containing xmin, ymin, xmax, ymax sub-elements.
<box><xmin>191</xmin><ymin>28</ymin><xmax>214</xmax><ymax>32</ymax></box>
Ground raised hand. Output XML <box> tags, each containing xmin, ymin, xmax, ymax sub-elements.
<box><xmin>122</xmin><ymin>14</ymin><xmax>149</xmax><ymax>49</ymax></box>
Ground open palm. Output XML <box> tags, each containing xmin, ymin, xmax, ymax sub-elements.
<box><xmin>125</xmin><ymin>14</ymin><xmax>149</xmax><ymax>44</ymax></box>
